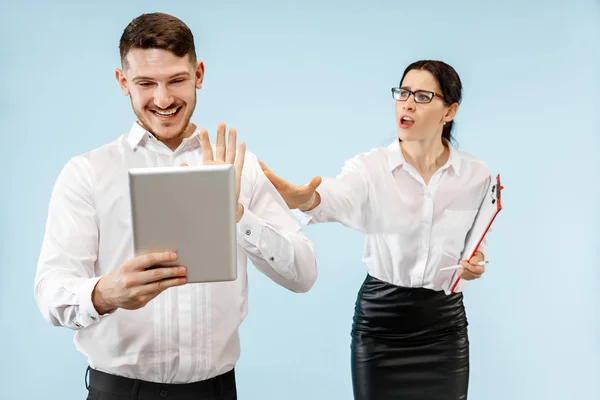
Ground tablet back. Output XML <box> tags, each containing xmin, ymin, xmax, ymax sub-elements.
<box><xmin>128</xmin><ymin>164</ymin><xmax>237</xmax><ymax>283</ymax></box>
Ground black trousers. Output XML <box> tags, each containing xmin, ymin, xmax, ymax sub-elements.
<box><xmin>351</xmin><ymin>274</ymin><xmax>470</xmax><ymax>400</ymax></box>
<box><xmin>85</xmin><ymin>367</ymin><xmax>237</xmax><ymax>400</ymax></box>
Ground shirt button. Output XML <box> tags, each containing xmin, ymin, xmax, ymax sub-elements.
<box><xmin>160</xmin><ymin>389</ymin><xmax>168</xmax><ymax>397</ymax></box>
<box><xmin>245</xmin><ymin>230</ymin><xmax>251</xmax><ymax>235</ymax></box>
<box><xmin>90</xmin><ymin>315</ymin><xmax>97</xmax><ymax>321</ymax></box>
<box><xmin>269</xmin><ymin>257</ymin><xmax>274</xmax><ymax>261</ymax></box>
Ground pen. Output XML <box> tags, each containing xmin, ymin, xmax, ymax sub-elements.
<box><xmin>439</xmin><ymin>260</ymin><xmax>489</xmax><ymax>271</ymax></box>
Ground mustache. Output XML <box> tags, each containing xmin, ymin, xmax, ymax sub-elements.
<box><xmin>147</xmin><ymin>104</ymin><xmax>183</xmax><ymax>112</ymax></box>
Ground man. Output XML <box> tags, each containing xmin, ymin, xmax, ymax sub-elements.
<box><xmin>34</xmin><ymin>12</ymin><xmax>318</xmax><ymax>400</ymax></box>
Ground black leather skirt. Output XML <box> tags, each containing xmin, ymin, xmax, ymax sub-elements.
<box><xmin>351</xmin><ymin>274</ymin><xmax>470</xmax><ymax>400</ymax></box>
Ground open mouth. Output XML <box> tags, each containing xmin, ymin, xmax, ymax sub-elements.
<box><xmin>399</xmin><ymin>116</ymin><xmax>415</xmax><ymax>128</ymax></box>
<box><xmin>151</xmin><ymin>106</ymin><xmax>182</xmax><ymax>119</ymax></box>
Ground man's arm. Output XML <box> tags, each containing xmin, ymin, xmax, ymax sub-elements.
<box><xmin>34</xmin><ymin>157</ymin><xmax>105</xmax><ymax>330</ymax></box>
<box><xmin>236</xmin><ymin>153</ymin><xmax>318</xmax><ymax>293</ymax></box>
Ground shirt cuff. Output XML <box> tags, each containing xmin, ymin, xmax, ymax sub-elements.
<box><xmin>74</xmin><ymin>277</ymin><xmax>108</xmax><ymax>328</ymax></box>
<box><xmin>290</xmin><ymin>190</ymin><xmax>329</xmax><ymax>225</ymax></box>
<box><xmin>237</xmin><ymin>207</ymin><xmax>265</xmax><ymax>248</ymax></box>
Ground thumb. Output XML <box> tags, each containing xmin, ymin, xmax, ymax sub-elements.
<box><xmin>307</xmin><ymin>176</ymin><xmax>322</xmax><ymax>191</ymax></box>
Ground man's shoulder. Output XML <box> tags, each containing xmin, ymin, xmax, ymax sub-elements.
<box><xmin>72</xmin><ymin>135</ymin><xmax>127</xmax><ymax>164</ymax></box>
<box><xmin>60</xmin><ymin>135</ymin><xmax>129</xmax><ymax>181</ymax></box>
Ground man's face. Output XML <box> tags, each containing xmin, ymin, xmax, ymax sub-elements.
<box><xmin>116</xmin><ymin>48</ymin><xmax>204</xmax><ymax>149</ymax></box>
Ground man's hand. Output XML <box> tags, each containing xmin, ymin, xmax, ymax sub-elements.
<box><xmin>199</xmin><ymin>123</ymin><xmax>246</xmax><ymax>222</ymax></box>
<box><xmin>458</xmin><ymin>251</ymin><xmax>486</xmax><ymax>281</ymax></box>
<box><xmin>92</xmin><ymin>252</ymin><xmax>187</xmax><ymax>315</ymax></box>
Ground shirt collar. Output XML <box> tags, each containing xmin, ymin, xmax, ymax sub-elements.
<box><xmin>387</xmin><ymin>138</ymin><xmax>461</xmax><ymax>176</ymax></box>
<box><xmin>126</xmin><ymin>121</ymin><xmax>201</xmax><ymax>151</ymax></box>
<box><xmin>127</xmin><ymin>122</ymin><xmax>150</xmax><ymax>150</ymax></box>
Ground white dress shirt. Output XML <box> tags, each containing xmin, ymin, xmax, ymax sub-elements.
<box><xmin>34</xmin><ymin>122</ymin><xmax>318</xmax><ymax>384</ymax></box>
<box><xmin>294</xmin><ymin>139</ymin><xmax>490</xmax><ymax>294</ymax></box>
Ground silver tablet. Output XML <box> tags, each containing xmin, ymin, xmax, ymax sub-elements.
<box><xmin>128</xmin><ymin>164</ymin><xmax>237</xmax><ymax>284</ymax></box>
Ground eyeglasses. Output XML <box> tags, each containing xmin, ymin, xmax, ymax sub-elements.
<box><xmin>391</xmin><ymin>87</ymin><xmax>444</xmax><ymax>104</ymax></box>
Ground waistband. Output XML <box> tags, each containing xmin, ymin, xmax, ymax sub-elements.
<box><xmin>352</xmin><ymin>274</ymin><xmax>467</xmax><ymax>339</ymax></box>
<box><xmin>86</xmin><ymin>366</ymin><xmax>236</xmax><ymax>398</ymax></box>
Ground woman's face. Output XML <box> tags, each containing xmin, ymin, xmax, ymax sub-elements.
<box><xmin>394</xmin><ymin>69</ymin><xmax>457</xmax><ymax>143</ymax></box>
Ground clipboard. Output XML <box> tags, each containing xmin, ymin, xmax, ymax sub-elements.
<box><xmin>448</xmin><ymin>174</ymin><xmax>504</xmax><ymax>294</ymax></box>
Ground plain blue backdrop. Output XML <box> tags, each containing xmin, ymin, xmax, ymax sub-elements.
<box><xmin>1</xmin><ymin>0</ymin><xmax>599</xmax><ymax>399</ymax></box>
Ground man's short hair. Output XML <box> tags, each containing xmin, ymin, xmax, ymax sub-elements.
<box><xmin>119</xmin><ymin>12</ymin><xmax>197</xmax><ymax>67</ymax></box>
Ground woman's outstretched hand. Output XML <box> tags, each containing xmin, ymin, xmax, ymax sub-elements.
<box><xmin>259</xmin><ymin>160</ymin><xmax>322</xmax><ymax>211</ymax></box>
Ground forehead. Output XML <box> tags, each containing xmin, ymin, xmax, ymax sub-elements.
<box><xmin>124</xmin><ymin>48</ymin><xmax>193</xmax><ymax>78</ymax></box>
<box><xmin>401</xmin><ymin>69</ymin><xmax>440</xmax><ymax>92</ymax></box>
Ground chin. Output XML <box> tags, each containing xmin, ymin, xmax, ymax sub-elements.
<box><xmin>397</xmin><ymin>129</ymin><xmax>421</xmax><ymax>142</ymax></box>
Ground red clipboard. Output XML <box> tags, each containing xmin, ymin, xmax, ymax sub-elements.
<box><xmin>449</xmin><ymin>174</ymin><xmax>504</xmax><ymax>294</ymax></box>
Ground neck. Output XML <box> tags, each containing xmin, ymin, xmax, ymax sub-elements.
<box><xmin>399</xmin><ymin>136</ymin><xmax>448</xmax><ymax>176</ymax></box>
<box><xmin>145</xmin><ymin>122</ymin><xmax>196</xmax><ymax>152</ymax></box>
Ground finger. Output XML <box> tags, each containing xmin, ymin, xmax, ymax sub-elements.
<box><xmin>235</xmin><ymin>142</ymin><xmax>246</xmax><ymax>176</ymax></box>
<box><xmin>258</xmin><ymin>160</ymin><xmax>287</xmax><ymax>188</ymax></box>
<box><xmin>469</xmin><ymin>253</ymin><xmax>484</xmax><ymax>265</ymax></box>
<box><xmin>216</xmin><ymin>123</ymin><xmax>226</xmax><ymax>161</ymax></box>
<box><xmin>458</xmin><ymin>270</ymin><xmax>477</xmax><ymax>280</ymax></box>
<box><xmin>460</xmin><ymin>261</ymin><xmax>484</xmax><ymax>275</ymax></box>
<box><xmin>180</xmin><ymin>162</ymin><xmax>189</xmax><ymax>167</ymax></box>
<box><xmin>137</xmin><ymin>276</ymin><xmax>188</xmax><ymax>297</ymax></box>
<box><xmin>463</xmin><ymin>270</ymin><xmax>482</xmax><ymax>280</ymax></box>
<box><xmin>199</xmin><ymin>129</ymin><xmax>213</xmax><ymax>163</ymax></box>
<box><xmin>127</xmin><ymin>252</ymin><xmax>178</xmax><ymax>272</ymax></box>
<box><xmin>226</xmin><ymin>128</ymin><xmax>237</xmax><ymax>164</ymax></box>
<box><xmin>138</xmin><ymin>265</ymin><xmax>187</xmax><ymax>285</ymax></box>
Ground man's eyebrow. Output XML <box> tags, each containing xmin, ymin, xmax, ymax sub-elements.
<box><xmin>132</xmin><ymin>72</ymin><xmax>191</xmax><ymax>82</ymax></box>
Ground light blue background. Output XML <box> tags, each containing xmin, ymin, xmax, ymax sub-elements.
<box><xmin>1</xmin><ymin>0</ymin><xmax>598</xmax><ymax>399</ymax></box>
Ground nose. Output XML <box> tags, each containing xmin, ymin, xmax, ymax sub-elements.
<box><xmin>403</xmin><ymin>94</ymin><xmax>416</xmax><ymax>111</ymax></box>
<box><xmin>154</xmin><ymin>85</ymin><xmax>174</xmax><ymax>109</ymax></box>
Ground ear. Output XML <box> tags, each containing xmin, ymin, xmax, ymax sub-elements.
<box><xmin>115</xmin><ymin>68</ymin><xmax>130</xmax><ymax>96</ymax></box>
<box><xmin>443</xmin><ymin>103</ymin><xmax>459</xmax><ymax>124</ymax></box>
<box><xmin>195</xmin><ymin>61</ymin><xmax>205</xmax><ymax>89</ymax></box>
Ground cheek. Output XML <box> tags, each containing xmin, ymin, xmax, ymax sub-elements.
<box><xmin>177</xmin><ymin>86</ymin><xmax>196</xmax><ymax>103</ymax></box>
<box><xmin>130</xmin><ymin>90</ymin><xmax>153</xmax><ymax>109</ymax></box>
<box><xmin>417</xmin><ymin>107</ymin><xmax>443</xmax><ymax>125</ymax></box>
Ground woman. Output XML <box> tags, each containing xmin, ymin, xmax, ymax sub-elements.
<box><xmin>259</xmin><ymin>60</ymin><xmax>491</xmax><ymax>399</ymax></box>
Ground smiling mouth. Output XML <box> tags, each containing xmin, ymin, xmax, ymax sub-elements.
<box><xmin>151</xmin><ymin>106</ymin><xmax>182</xmax><ymax>118</ymax></box>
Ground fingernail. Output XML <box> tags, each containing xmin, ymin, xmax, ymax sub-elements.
<box><xmin>180</xmin><ymin>266</ymin><xmax>187</xmax><ymax>274</ymax></box>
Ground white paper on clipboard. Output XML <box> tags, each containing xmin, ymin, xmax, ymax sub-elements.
<box><xmin>447</xmin><ymin>174</ymin><xmax>504</xmax><ymax>294</ymax></box>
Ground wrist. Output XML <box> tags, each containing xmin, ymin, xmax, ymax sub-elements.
<box><xmin>92</xmin><ymin>277</ymin><xmax>116</xmax><ymax>315</ymax></box>
<box><xmin>236</xmin><ymin>203</ymin><xmax>244</xmax><ymax>222</ymax></box>
<box><xmin>299</xmin><ymin>192</ymin><xmax>320</xmax><ymax>211</ymax></box>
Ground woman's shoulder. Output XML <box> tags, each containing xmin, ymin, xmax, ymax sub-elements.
<box><xmin>453</xmin><ymin>146</ymin><xmax>489</xmax><ymax>166</ymax></box>
<box><xmin>451</xmin><ymin>146</ymin><xmax>491</xmax><ymax>179</ymax></box>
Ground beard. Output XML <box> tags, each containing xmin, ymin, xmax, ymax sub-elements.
<box><xmin>131</xmin><ymin>92</ymin><xmax>197</xmax><ymax>144</ymax></box>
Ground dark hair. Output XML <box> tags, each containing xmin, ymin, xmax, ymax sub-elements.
<box><xmin>119</xmin><ymin>12</ymin><xmax>197</xmax><ymax>67</ymax></box>
<box><xmin>399</xmin><ymin>60</ymin><xmax>462</xmax><ymax>144</ymax></box>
